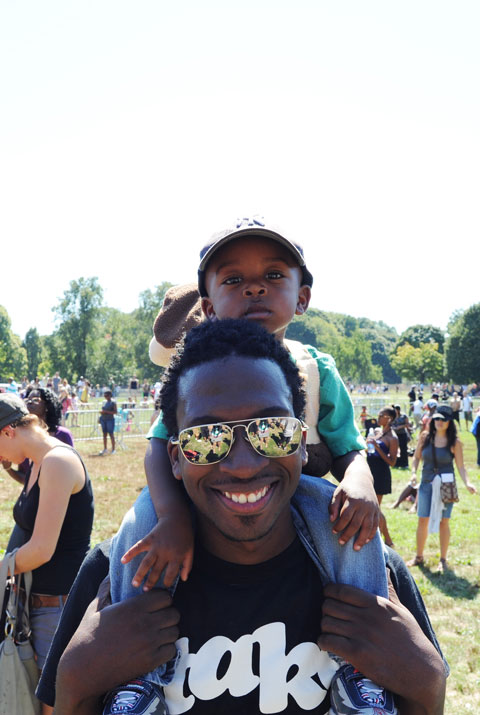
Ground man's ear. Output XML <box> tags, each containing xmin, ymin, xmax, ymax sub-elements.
<box><xmin>295</xmin><ymin>285</ymin><xmax>311</xmax><ymax>316</ymax></box>
<box><xmin>201</xmin><ymin>297</ymin><xmax>217</xmax><ymax>322</ymax></box>
<box><xmin>167</xmin><ymin>439</ymin><xmax>183</xmax><ymax>481</ymax></box>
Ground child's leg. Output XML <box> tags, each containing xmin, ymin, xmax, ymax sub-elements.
<box><xmin>108</xmin><ymin>487</ymin><xmax>178</xmax><ymax>690</ymax></box>
<box><xmin>109</xmin><ymin>486</ymin><xmax>159</xmax><ymax>603</ymax></box>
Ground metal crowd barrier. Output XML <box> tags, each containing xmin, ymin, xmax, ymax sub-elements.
<box><xmin>64</xmin><ymin>406</ymin><xmax>157</xmax><ymax>445</ymax></box>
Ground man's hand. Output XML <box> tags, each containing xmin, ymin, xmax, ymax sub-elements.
<box><xmin>121</xmin><ymin>516</ymin><xmax>194</xmax><ymax>590</ymax></box>
<box><xmin>318</xmin><ymin>582</ymin><xmax>446</xmax><ymax>714</ymax></box>
<box><xmin>55</xmin><ymin>589</ymin><xmax>179</xmax><ymax>714</ymax></box>
<box><xmin>329</xmin><ymin>463</ymin><xmax>379</xmax><ymax>550</ymax></box>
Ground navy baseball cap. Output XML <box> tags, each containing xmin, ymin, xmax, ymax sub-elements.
<box><xmin>431</xmin><ymin>405</ymin><xmax>454</xmax><ymax>421</ymax></box>
<box><xmin>197</xmin><ymin>216</ymin><xmax>314</xmax><ymax>297</ymax></box>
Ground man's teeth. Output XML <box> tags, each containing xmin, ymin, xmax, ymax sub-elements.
<box><xmin>223</xmin><ymin>486</ymin><xmax>269</xmax><ymax>503</ymax></box>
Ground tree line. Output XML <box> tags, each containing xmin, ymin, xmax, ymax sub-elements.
<box><xmin>1</xmin><ymin>277</ymin><xmax>479</xmax><ymax>387</ymax></box>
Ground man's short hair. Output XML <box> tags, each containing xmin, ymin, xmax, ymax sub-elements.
<box><xmin>160</xmin><ymin>319</ymin><xmax>306</xmax><ymax>436</ymax></box>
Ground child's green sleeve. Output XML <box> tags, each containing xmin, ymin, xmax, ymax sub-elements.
<box><xmin>146</xmin><ymin>411</ymin><xmax>170</xmax><ymax>440</ymax></box>
<box><xmin>307</xmin><ymin>347</ymin><xmax>366</xmax><ymax>458</ymax></box>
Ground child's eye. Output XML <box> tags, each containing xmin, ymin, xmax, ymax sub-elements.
<box><xmin>266</xmin><ymin>271</ymin><xmax>283</xmax><ymax>280</ymax></box>
<box><xmin>222</xmin><ymin>276</ymin><xmax>242</xmax><ymax>285</ymax></box>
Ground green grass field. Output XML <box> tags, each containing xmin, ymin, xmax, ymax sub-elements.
<box><xmin>1</xmin><ymin>403</ymin><xmax>479</xmax><ymax>713</ymax></box>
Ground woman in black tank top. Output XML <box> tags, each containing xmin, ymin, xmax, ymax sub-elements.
<box><xmin>0</xmin><ymin>394</ymin><xmax>94</xmax><ymax>712</ymax></box>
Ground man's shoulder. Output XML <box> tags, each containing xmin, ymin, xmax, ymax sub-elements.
<box><xmin>293</xmin><ymin>474</ymin><xmax>335</xmax><ymax>506</ymax></box>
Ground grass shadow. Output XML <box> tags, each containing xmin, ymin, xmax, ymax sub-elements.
<box><xmin>418</xmin><ymin>562</ymin><xmax>479</xmax><ymax>600</ymax></box>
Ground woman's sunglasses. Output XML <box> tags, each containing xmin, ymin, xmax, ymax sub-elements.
<box><xmin>170</xmin><ymin>416</ymin><xmax>306</xmax><ymax>466</ymax></box>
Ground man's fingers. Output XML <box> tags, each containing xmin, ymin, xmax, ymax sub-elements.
<box><xmin>323</xmin><ymin>582</ymin><xmax>376</xmax><ymax>608</ymax></box>
<box><xmin>134</xmin><ymin>588</ymin><xmax>175</xmax><ymax>613</ymax></box>
<box><xmin>317</xmin><ymin>633</ymin><xmax>355</xmax><ymax>661</ymax></box>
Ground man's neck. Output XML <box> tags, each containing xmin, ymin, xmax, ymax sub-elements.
<box><xmin>198</xmin><ymin>512</ymin><xmax>297</xmax><ymax>565</ymax></box>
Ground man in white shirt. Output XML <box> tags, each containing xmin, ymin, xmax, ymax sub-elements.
<box><xmin>462</xmin><ymin>393</ymin><xmax>473</xmax><ymax>430</ymax></box>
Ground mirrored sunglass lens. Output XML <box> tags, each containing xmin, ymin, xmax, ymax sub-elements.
<box><xmin>179</xmin><ymin>424</ymin><xmax>232</xmax><ymax>463</ymax></box>
<box><xmin>248</xmin><ymin>417</ymin><xmax>301</xmax><ymax>456</ymax></box>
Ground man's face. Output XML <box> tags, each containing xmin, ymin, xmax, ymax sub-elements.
<box><xmin>202</xmin><ymin>236</ymin><xmax>311</xmax><ymax>341</ymax></box>
<box><xmin>168</xmin><ymin>356</ymin><xmax>307</xmax><ymax>564</ymax></box>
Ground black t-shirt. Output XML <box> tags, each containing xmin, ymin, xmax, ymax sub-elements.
<box><xmin>165</xmin><ymin>537</ymin><xmax>330</xmax><ymax>713</ymax></box>
<box><xmin>37</xmin><ymin>541</ymin><xmax>448</xmax><ymax>710</ymax></box>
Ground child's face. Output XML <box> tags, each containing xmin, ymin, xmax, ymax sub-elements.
<box><xmin>201</xmin><ymin>236</ymin><xmax>311</xmax><ymax>341</ymax></box>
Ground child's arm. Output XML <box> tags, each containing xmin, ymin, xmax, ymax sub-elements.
<box><xmin>307</xmin><ymin>349</ymin><xmax>380</xmax><ymax>550</ymax></box>
<box><xmin>120</xmin><ymin>436</ymin><xmax>194</xmax><ymax>590</ymax></box>
<box><xmin>329</xmin><ymin>451</ymin><xmax>379</xmax><ymax>550</ymax></box>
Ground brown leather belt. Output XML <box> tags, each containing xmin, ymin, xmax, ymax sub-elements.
<box><xmin>30</xmin><ymin>593</ymin><xmax>68</xmax><ymax>609</ymax></box>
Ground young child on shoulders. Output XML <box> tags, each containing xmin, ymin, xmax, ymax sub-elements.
<box><xmin>119</xmin><ymin>217</ymin><xmax>380</xmax><ymax>592</ymax></box>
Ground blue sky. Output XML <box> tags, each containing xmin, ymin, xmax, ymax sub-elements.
<box><xmin>1</xmin><ymin>1</ymin><xmax>479</xmax><ymax>339</ymax></box>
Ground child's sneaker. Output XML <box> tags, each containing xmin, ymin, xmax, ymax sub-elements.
<box><xmin>102</xmin><ymin>678</ymin><xmax>167</xmax><ymax>714</ymax></box>
<box><xmin>329</xmin><ymin>663</ymin><xmax>397</xmax><ymax>714</ymax></box>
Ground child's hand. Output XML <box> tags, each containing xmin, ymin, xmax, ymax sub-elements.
<box><xmin>121</xmin><ymin>515</ymin><xmax>194</xmax><ymax>591</ymax></box>
<box><xmin>329</xmin><ymin>471</ymin><xmax>379</xmax><ymax>550</ymax></box>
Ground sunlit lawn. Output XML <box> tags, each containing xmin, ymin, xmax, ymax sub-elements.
<box><xmin>1</xmin><ymin>405</ymin><xmax>479</xmax><ymax>713</ymax></box>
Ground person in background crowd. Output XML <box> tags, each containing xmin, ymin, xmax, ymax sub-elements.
<box><xmin>392</xmin><ymin>404</ymin><xmax>411</xmax><ymax>468</ymax></box>
<box><xmin>129</xmin><ymin>375</ymin><xmax>140</xmax><ymax>401</ymax></box>
<box><xmin>6</xmin><ymin>376</ymin><xmax>18</xmax><ymax>393</ymax></box>
<box><xmin>462</xmin><ymin>391</ymin><xmax>473</xmax><ymax>430</ymax></box>
<box><xmin>366</xmin><ymin>408</ymin><xmax>398</xmax><ymax>547</ymax></box>
<box><xmin>80</xmin><ymin>379</ymin><xmax>90</xmax><ymax>404</ymax></box>
<box><xmin>408</xmin><ymin>405</ymin><xmax>477</xmax><ymax>573</ymax></box>
<box><xmin>472</xmin><ymin>407</ymin><xmax>480</xmax><ymax>467</ymax></box>
<box><xmin>411</xmin><ymin>394</ymin><xmax>424</xmax><ymax>430</ymax></box>
<box><xmin>70</xmin><ymin>392</ymin><xmax>79</xmax><ymax>426</ymax></box>
<box><xmin>99</xmin><ymin>389</ymin><xmax>117</xmax><ymax>456</ymax></box>
<box><xmin>0</xmin><ymin>393</ymin><xmax>94</xmax><ymax>715</ymax></box>
<box><xmin>421</xmin><ymin>399</ymin><xmax>438</xmax><ymax>433</ymax></box>
<box><xmin>407</xmin><ymin>385</ymin><xmax>416</xmax><ymax>411</ymax></box>
<box><xmin>52</xmin><ymin>371</ymin><xmax>61</xmax><ymax>394</ymax></box>
<box><xmin>449</xmin><ymin>392</ymin><xmax>462</xmax><ymax>425</ymax></box>
<box><xmin>358</xmin><ymin>405</ymin><xmax>369</xmax><ymax>431</ymax></box>
<box><xmin>59</xmin><ymin>384</ymin><xmax>72</xmax><ymax>425</ymax></box>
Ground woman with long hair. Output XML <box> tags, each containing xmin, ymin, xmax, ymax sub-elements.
<box><xmin>366</xmin><ymin>406</ymin><xmax>398</xmax><ymax>547</ymax></box>
<box><xmin>407</xmin><ymin>404</ymin><xmax>476</xmax><ymax>573</ymax></box>
<box><xmin>0</xmin><ymin>394</ymin><xmax>94</xmax><ymax>714</ymax></box>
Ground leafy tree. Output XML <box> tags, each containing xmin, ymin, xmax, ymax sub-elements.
<box><xmin>445</xmin><ymin>304</ymin><xmax>480</xmax><ymax>383</ymax></box>
<box><xmin>417</xmin><ymin>343</ymin><xmax>445</xmax><ymax>382</ymax></box>
<box><xmin>396</xmin><ymin>324</ymin><xmax>445</xmax><ymax>353</ymax></box>
<box><xmin>286</xmin><ymin>310</ymin><xmax>341</xmax><ymax>354</ymax></box>
<box><xmin>0</xmin><ymin>306</ymin><xmax>28</xmax><ymax>380</ymax></box>
<box><xmin>23</xmin><ymin>327</ymin><xmax>44</xmax><ymax>380</ymax></box>
<box><xmin>87</xmin><ymin>308</ymin><xmax>138</xmax><ymax>385</ymax></box>
<box><xmin>391</xmin><ymin>344</ymin><xmax>421</xmax><ymax>382</ymax></box>
<box><xmin>335</xmin><ymin>330</ymin><xmax>382</xmax><ymax>383</ymax></box>
<box><xmin>52</xmin><ymin>277</ymin><xmax>104</xmax><ymax>380</ymax></box>
<box><xmin>391</xmin><ymin>342</ymin><xmax>444</xmax><ymax>383</ymax></box>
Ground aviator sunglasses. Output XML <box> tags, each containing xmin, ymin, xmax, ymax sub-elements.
<box><xmin>170</xmin><ymin>416</ymin><xmax>306</xmax><ymax>465</ymax></box>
